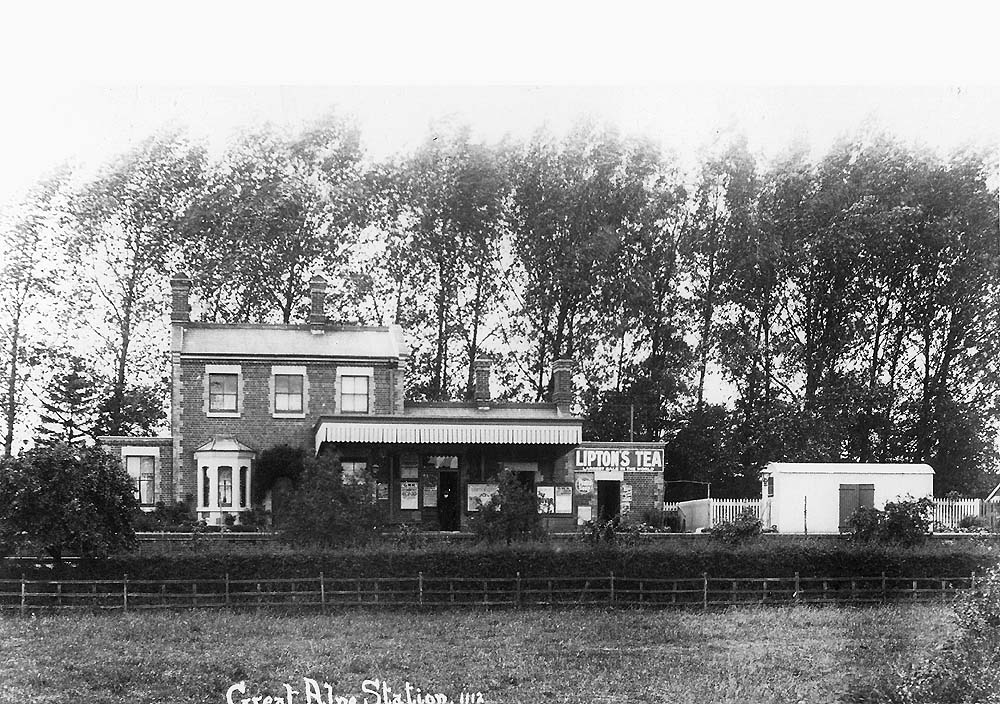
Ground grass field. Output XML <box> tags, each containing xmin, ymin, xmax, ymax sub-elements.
<box><xmin>0</xmin><ymin>605</ymin><xmax>954</xmax><ymax>704</ymax></box>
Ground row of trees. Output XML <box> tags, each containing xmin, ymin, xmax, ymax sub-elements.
<box><xmin>2</xmin><ymin>114</ymin><xmax>998</xmax><ymax>495</ymax></box>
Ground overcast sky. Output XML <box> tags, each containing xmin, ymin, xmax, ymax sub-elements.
<box><xmin>1</xmin><ymin>85</ymin><xmax>997</xmax><ymax>209</ymax></box>
<box><xmin>0</xmin><ymin>3</ymin><xmax>997</xmax><ymax>207</ymax></box>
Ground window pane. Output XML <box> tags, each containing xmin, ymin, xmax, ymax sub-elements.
<box><xmin>342</xmin><ymin>460</ymin><xmax>367</xmax><ymax>484</ymax></box>
<box><xmin>340</xmin><ymin>375</ymin><xmax>369</xmax><ymax>413</ymax></box>
<box><xmin>209</xmin><ymin>374</ymin><xmax>238</xmax><ymax>411</ymax></box>
<box><xmin>125</xmin><ymin>456</ymin><xmax>155</xmax><ymax>505</ymax></box>
<box><xmin>275</xmin><ymin>374</ymin><xmax>303</xmax><ymax>412</ymax></box>
<box><xmin>218</xmin><ymin>466</ymin><xmax>233</xmax><ymax>507</ymax></box>
<box><xmin>239</xmin><ymin>467</ymin><xmax>248</xmax><ymax>507</ymax></box>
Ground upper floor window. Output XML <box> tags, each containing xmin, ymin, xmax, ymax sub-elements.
<box><xmin>125</xmin><ymin>455</ymin><xmax>155</xmax><ymax>506</ymax></box>
<box><xmin>275</xmin><ymin>374</ymin><xmax>304</xmax><ymax>413</ymax></box>
<box><xmin>209</xmin><ymin>373</ymin><xmax>238</xmax><ymax>412</ymax></box>
<box><xmin>340</xmin><ymin>375</ymin><xmax>370</xmax><ymax>413</ymax></box>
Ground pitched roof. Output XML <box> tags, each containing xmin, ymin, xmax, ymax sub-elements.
<box><xmin>179</xmin><ymin>323</ymin><xmax>408</xmax><ymax>360</ymax></box>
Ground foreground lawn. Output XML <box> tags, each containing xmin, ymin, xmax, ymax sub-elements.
<box><xmin>0</xmin><ymin>606</ymin><xmax>953</xmax><ymax>704</ymax></box>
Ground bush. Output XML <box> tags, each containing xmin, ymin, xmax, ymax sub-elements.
<box><xmin>1</xmin><ymin>539</ymin><xmax>995</xmax><ymax>582</ymax></box>
<box><xmin>467</xmin><ymin>469</ymin><xmax>545</xmax><ymax>544</ymax></box>
<box><xmin>252</xmin><ymin>445</ymin><xmax>305</xmax><ymax>505</ymax></box>
<box><xmin>0</xmin><ymin>443</ymin><xmax>139</xmax><ymax>561</ymax></box>
<box><xmin>958</xmin><ymin>515</ymin><xmax>990</xmax><ymax>532</ymax></box>
<box><xmin>710</xmin><ymin>510</ymin><xmax>763</xmax><ymax>545</ymax></box>
<box><xmin>277</xmin><ymin>453</ymin><xmax>382</xmax><ymax>547</ymax></box>
<box><xmin>848</xmin><ymin>497</ymin><xmax>933</xmax><ymax>546</ymax></box>
<box><xmin>133</xmin><ymin>501</ymin><xmax>195</xmax><ymax>531</ymax></box>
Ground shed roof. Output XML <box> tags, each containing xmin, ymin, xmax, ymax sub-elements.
<box><xmin>179</xmin><ymin>323</ymin><xmax>407</xmax><ymax>359</ymax></box>
<box><xmin>764</xmin><ymin>462</ymin><xmax>934</xmax><ymax>475</ymax></box>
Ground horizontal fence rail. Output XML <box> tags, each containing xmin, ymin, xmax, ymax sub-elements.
<box><xmin>0</xmin><ymin>572</ymin><xmax>982</xmax><ymax>614</ymax></box>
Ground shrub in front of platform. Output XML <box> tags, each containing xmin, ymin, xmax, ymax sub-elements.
<box><xmin>2</xmin><ymin>539</ymin><xmax>995</xmax><ymax>583</ymax></box>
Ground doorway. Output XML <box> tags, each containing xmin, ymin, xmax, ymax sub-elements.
<box><xmin>839</xmin><ymin>483</ymin><xmax>875</xmax><ymax>531</ymax></box>
<box><xmin>597</xmin><ymin>480</ymin><xmax>621</xmax><ymax>521</ymax></box>
<box><xmin>438</xmin><ymin>470</ymin><xmax>460</xmax><ymax>530</ymax></box>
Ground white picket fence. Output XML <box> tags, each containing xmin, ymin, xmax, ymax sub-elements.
<box><xmin>933</xmin><ymin>498</ymin><xmax>985</xmax><ymax>529</ymax></box>
<box><xmin>661</xmin><ymin>497</ymin><xmax>990</xmax><ymax>531</ymax></box>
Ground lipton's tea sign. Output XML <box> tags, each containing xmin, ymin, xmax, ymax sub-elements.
<box><xmin>572</xmin><ymin>447</ymin><xmax>663</xmax><ymax>470</ymax></box>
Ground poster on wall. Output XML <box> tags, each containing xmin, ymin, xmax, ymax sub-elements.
<box><xmin>422</xmin><ymin>473</ymin><xmax>438</xmax><ymax>507</ymax></box>
<box><xmin>575</xmin><ymin>473</ymin><xmax>594</xmax><ymax>495</ymax></box>
<box><xmin>555</xmin><ymin>485</ymin><xmax>573</xmax><ymax>513</ymax></box>
<box><xmin>467</xmin><ymin>483</ymin><xmax>498</xmax><ymax>512</ymax></box>
<box><xmin>376</xmin><ymin>483</ymin><xmax>389</xmax><ymax>500</ymax></box>
<box><xmin>400</xmin><ymin>481</ymin><xmax>419</xmax><ymax>510</ymax></box>
<box><xmin>537</xmin><ymin>486</ymin><xmax>555</xmax><ymax>513</ymax></box>
<box><xmin>577</xmin><ymin>505</ymin><xmax>592</xmax><ymax>525</ymax></box>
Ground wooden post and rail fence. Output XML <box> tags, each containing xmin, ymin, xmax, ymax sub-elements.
<box><xmin>0</xmin><ymin>571</ymin><xmax>983</xmax><ymax>614</ymax></box>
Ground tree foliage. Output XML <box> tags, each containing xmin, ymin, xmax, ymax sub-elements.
<box><xmin>0</xmin><ymin>442</ymin><xmax>138</xmax><ymax>560</ymax></box>
<box><xmin>277</xmin><ymin>453</ymin><xmax>381</xmax><ymax>546</ymax></box>
<box><xmin>467</xmin><ymin>469</ymin><xmax>544</xmax><ymax>543</ymax></box>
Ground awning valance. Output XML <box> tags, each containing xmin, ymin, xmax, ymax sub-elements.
<box><xmin>315</xmin><ymin>420</ymin><xmax>581</xmax><ymax>453</ymax></box>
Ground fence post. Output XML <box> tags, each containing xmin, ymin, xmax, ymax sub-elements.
<box><xmin>702</xmin><ymin>572</ymin><xmax>708</xmax><ymax>610</ymax></box>
<box><xmin>225</xmin><ymin>573</ymin><xmax>230</xmax><ymax>607</ymax></box>
<box><xmin>20</xmin><ymin>575</ymin><xmax>26</xmax><ymax>617</ymax></box>
<box><xmin>881</xmin><ymin>571</ymin><xmax>887</xmax><ymax>602</ymax></box>
<box><xmin>609</xmin><ymin>572</ymin><xmax>615</xmax><ymax>605</ymax></box>
<box><xmin>516</xmin><ymin>571</ymin><xmax>521</xmax><ymax>606</ymax></box>
<box><xmin>971</xmin><ymin>571</ymin><xmax>977</xmax><ymax>591</ymax></box>
<box><xmin>418</xmin><ymin>572</ymin><xmax>424</xmax><ymax>606</ymax></box>
<box><xmin>794</xmin><ymin>571</ymin><xmax>800</xmax><ymax>601</ymax></box>
<box><xmin>123</xmin><ymin>574</ymin><xmax>129</xmax><ymax>612</ymax></box>
<box><xmin>320</xmin><ymin>572</ymin><xmax>326</xmax><ymax>613</ymax></box>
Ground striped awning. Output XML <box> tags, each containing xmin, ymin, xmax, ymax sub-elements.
<box><xmin>315</xmin><ymin>420</ymin><xmax>581</xmax><ymax>453</ymax></box>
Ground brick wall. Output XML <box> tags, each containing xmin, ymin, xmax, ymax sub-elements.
<box><xmin>623</xmin><ymin>470</ymin><xmax>664</xmax><ymax>515</ymax></box>
<box><xmin>177</xmin><ymin>358</ymin><xmax>398</xmax><ymax>504</ymax></box>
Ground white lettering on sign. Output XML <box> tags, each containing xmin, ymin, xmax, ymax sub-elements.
<box><xmin>572</xmin><ymin>448</ymin><xmax>663</xmax><ymax>469</ymax></box>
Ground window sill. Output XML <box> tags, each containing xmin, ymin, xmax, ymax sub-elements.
<box><xmin>272</xmin><ymin>412</ymin><xmax>307</xmax><ymax>419</ymax></box>
<box><xmin>206</xmin><ymin>411</ymin><xmax>241</xmax><ymax>419</ymax></box>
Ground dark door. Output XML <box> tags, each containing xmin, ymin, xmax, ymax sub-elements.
<box><xmin>839</xmin><ymin>483</ymin><xmax>875</xmax><ymax>531</ymax></box>
<box><xmin>597</xmin><ymin>480</ymin><xmax>621</xmax><ymax>521</ymax></box>
<box><xmin>438</xmin><ymin>471</ymin><xmax>460</xmax><ymax>531</ymax></box>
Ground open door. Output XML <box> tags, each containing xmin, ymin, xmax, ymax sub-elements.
<box><xmin>597</xmin><ymin>480</ymin><xmax>621</xmax><ymax>521</ymax></box>
<box><xmin>437</xmin><ymin>470</ymin><xmax>460</xmax><ymax>531</ymax></box>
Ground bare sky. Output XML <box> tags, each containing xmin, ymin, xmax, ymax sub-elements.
<box><xmin>1</xmin><ymin>84</ymin><xmax>997</xmax><ymax>208</ymax></box>
<box><xmin>0</xmin><ymin>2</ymin><xmax>997</xmax><ymax>205</ymax></box>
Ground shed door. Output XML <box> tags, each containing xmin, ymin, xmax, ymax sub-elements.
<box><xmin>839</xmin><ymin>483</ymin><xmax>875</xmax><ymax>531</ymax></box>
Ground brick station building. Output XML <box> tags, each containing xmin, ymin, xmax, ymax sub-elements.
<box><xmin>101</xmin><ymin>273</ymin><xmax>664</xmax><ymax>532</ymax></box>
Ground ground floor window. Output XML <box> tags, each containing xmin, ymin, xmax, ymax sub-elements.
<box><xmin>218</xmin><ymin>466</ymin><xmax>233</xmax><ymax>507</ymax></box>
<box><xmin>125</xmin><ymin>455</ymin><xmax>155</xmax><ymax>506</ymax></box>
<box><xmin>341</xmin><ymin>459</ymin><xmax>368</xmax><ymax>484</ymax></box>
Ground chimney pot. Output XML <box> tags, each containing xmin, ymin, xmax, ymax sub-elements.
<box><xmin>170</xmin><ymin>271</ymin><xmax>192</xmax><ymax>323</ymax></box>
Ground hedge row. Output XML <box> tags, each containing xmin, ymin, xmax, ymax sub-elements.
<box><xmin>4</xmin><ymin>540</ymin><xmax>998</xmax><ymax>581</ymax></box>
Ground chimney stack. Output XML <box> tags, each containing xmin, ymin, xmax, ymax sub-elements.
<box><xmin>309</xmin><ymin>275</ymin><xmax>327</xmax><ymax>325</ymax></box>
<box><xmin>473</xmin><ymin>357</ymin><xmax>492</xmax><ymax>405</ymax></box>
<box><xmin>551</xmin><ymin>359</ymin><xmax>575</xmax><ymax>414</ymax></box>
<box><xmin>170</xmin><ymin>271</ymin><xmax>192</xmax><ymax>323</ymax></box>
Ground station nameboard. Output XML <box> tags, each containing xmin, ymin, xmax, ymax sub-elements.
<box><xmin>572</xmin><ymin>447</ymin><xmax>663</xmax><ymax>470</ymax></box>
